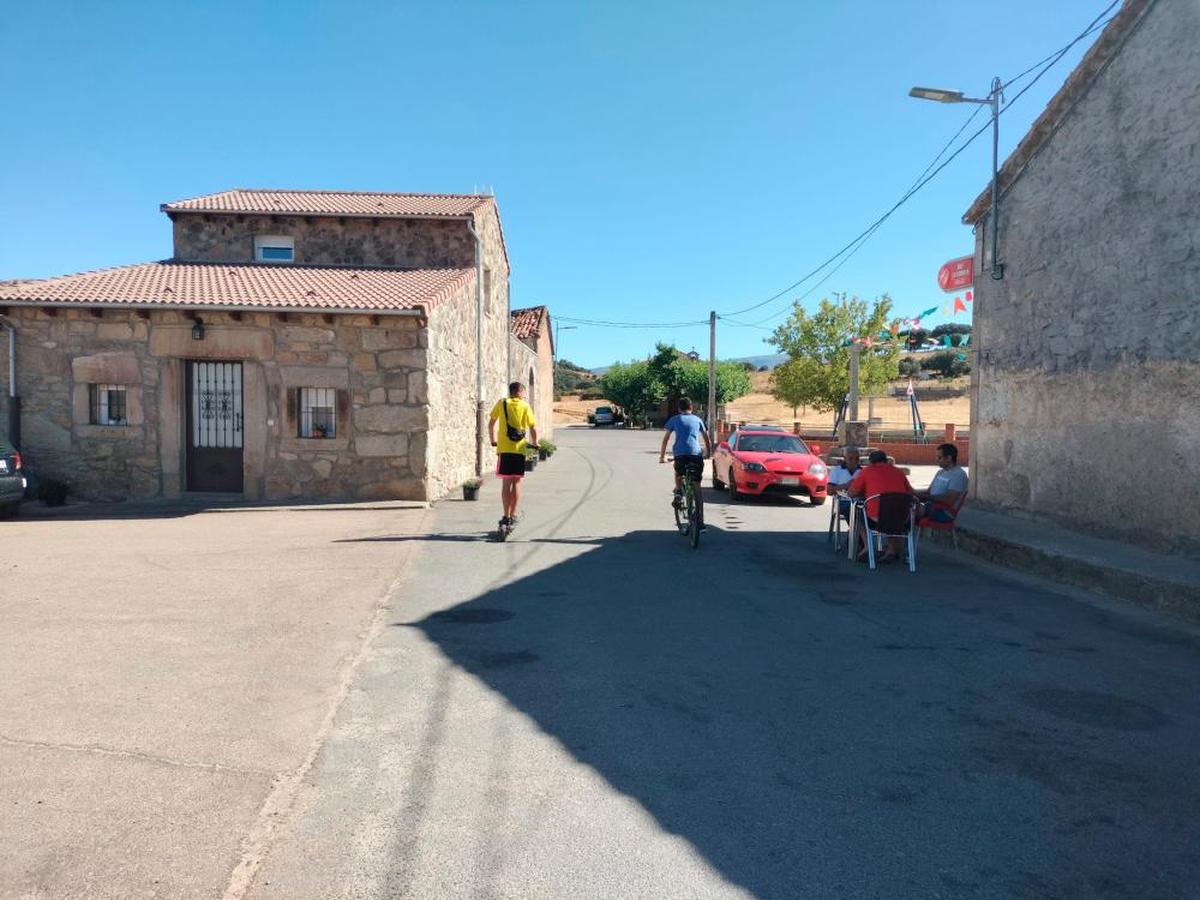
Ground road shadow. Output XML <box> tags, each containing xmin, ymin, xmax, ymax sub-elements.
<box><xmin>403</xmin><ymin>524</ymin><xmax>1200</xmax><ymax>896</ymax></box>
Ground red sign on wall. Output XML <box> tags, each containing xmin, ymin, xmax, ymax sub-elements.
<box><xmin>937</xmin><ymin>255</ymin><xmax>974</xmax><ymax>293</ymax></box>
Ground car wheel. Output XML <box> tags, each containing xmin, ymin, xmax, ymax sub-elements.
<box><xmin>728</xmin><ymin>474</ymin><xmax>742</xmax><ymax>501</ymax></box>
<box><xmin>712</xmin><ymin>467</ymin><xmax>725</xmax><ymax>489</ymax></box>
<box><xmin>810</xmin><ymin>495</ymin><xmax>826</xmax><ymax>507</ymax></box>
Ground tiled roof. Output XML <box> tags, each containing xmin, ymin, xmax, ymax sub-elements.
<box><xmin>0</xmin><ymin>262</ymin><xmax>475</xmax><ymax>316</ymax></box>
<box><xmin>163</xmin><ymin>188</ymin><xmax>494</xmax><ymax>219</ymax></box>
<box><xmin>963</xmin><ymin>0</ymin><xmax>1153</xmax><ymax>224</ymax></box>
<box><xmin>510</xmin><ymin>305</ymin><xmax>548</xmax><ymax>341</ymax></box>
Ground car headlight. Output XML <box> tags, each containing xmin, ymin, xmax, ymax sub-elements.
<box><xmin>743</xmin><ymin>462</ymin><xmax>767</xmax><ymax>473</ymax></box>
<box><xmin>809</xmin><ymin>463</ymin><xmax>827</xmax><ymax>475</ymax></box>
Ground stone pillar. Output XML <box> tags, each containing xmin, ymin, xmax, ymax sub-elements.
<box><xmin>943</xmin><ymin>423</ymin><xmax>956</xmax><ymax>443</ymax></box>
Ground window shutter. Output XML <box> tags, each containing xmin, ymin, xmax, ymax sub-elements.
<box><xmin>336</xmin><ymin>390</ymin><xmax>349</xmax><ymax>432</ymax></box>
<box><xmin>286</xmin><ymin>387</ymin><xmax>297</xmax><ymax>424</ymax></box>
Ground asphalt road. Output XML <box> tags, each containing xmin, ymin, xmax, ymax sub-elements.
<box><xmin>242</xmin><ymin>427</ymin><xmax>1200</xmax><ymax>899</ymax></box>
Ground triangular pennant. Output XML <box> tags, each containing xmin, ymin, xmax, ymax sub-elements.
<box><xmin>890</xmin><ymin>321</ymin><xmax>900</xmax><ymax>336</ymax></box>
<box><xmin>941</xmin><ymin>305</ymin><xmax>950</xmax><ymax>316</ymax></box>
<box><xmin>942</xmin><ymin>335</ymin><xmax>953</xmax><ymax>347</ymax></box>
<box><xmin>954</xmin><ymin>297</ymin><xmax>967</xmax><ymax>314</ymax></box>
<box><xmin>964</xmin><ymin>290</ymin><xmax>973</xmax><ymax>302</ymax></box>
<box><xmin>955</xmin><ymin>353</ymin><xmax>967</xmax><ymax>361</ymax></box>
<box><xmin>960</xmin><ymin>334</ymin><xmax>970</xmax><ymax>346</ymax></box>
<box><xmin>920</xmin><ymin>306</ymin><xmax>938</xmax><ymax>318</ymax></box>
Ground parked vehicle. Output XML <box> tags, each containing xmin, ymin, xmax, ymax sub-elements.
<box><xmin>0</xmin><ymin>439</ymin><xmax>26</xmax><ymax>517</ymax></box>
<box><xmin>592</xmin><ymin>405</ymin><xmax>616</xmax><ymax>427</ymax></box>
<box><xmin>711</xmin><ymin>429</ymin><xmax>827</xmax><ymax>505</ymax></box>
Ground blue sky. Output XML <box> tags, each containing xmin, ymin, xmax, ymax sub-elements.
<box><xmin>1</xmin><ymin>1</ymin><xmax>1110</xmax><ymax>367</ymax></box>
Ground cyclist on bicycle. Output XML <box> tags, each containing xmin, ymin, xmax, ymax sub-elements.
<box><xmin>659</xmin><ymin>397</ymin><xmax>712</xmax><ymax>528</ymax></box>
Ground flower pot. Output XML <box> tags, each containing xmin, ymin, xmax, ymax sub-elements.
<box><xmin>462</xmin><ymin>486</ymin><xmax>480</xmax><ymax>501</ymax></box>
<box><xmin>524</xmin><ymin>457</ymin><xmax>537</xmax><ymax>471</ymax></box>
<box><xmin>538</xmin><ymin>449</ymin><xmax>549</xmax><ymax>461</ymax></box>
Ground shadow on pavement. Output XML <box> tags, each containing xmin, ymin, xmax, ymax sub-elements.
<box><xmin>396</xmin><ymin>524</ymin><xmax>1200</xmax><ymax>897</ymax></box>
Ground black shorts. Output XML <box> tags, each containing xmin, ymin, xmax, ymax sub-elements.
<box><xmin>673</xmin><ymin>455</ymin><xmax>705</xmax><ymax>482</ymax></box>
<box><xmin>497</xmin><ymin>452</ymin><xmax>526</xmax><ymax>479</ymax></box>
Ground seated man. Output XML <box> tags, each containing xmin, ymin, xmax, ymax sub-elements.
<box><xmin>915</xmin><ymin>442</ymin><xmax>968</xmax><ymax>522</ymax></box>
<box><xmin>826</xmin><ymin>446</ymin><xmax>863</xmax><ymax>522</ymax></box>
<box><xmin>848</xmin><ymin>449</ymin><xmax>913</xmax><ymax>561</ymax></box>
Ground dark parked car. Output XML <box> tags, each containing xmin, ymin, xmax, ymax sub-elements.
<box><xmin>0</xmin><ymin>439</ymin><xmax>26</xmax><ymax>517</ymax></box>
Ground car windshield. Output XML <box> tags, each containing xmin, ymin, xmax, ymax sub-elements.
<box><xmin>595</xmin><ymin>407</ymin><xmax>612</xmax><ymax>414</ymax></box>
<box><xmin>737</xmin><ymin>435</ymin><xmax>809</xmax><ymax>454</ymax></box>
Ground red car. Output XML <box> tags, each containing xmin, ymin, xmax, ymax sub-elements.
<box><xmin>711</xmin><ymin>429</ymin><xmax>828</xmax><ymax>505</ymax></box>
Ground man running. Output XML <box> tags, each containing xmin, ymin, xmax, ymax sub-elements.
<box><xmin>659</xmin><ymin>397</ymin><xmax>713</xmax><ymax>528</ymax></box>
<box><xmin>488</xmin><ymin>381</ymin><xmax>539</xmax><ymax>534</ymax></box>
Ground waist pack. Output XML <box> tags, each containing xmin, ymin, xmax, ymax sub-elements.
<box><xmin>502</xmin><ymin>400</ymin><xmax>525</xmax><ymax>443</ymax></box>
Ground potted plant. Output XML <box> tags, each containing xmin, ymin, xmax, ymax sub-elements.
<box><xmin>462</xmin><ymin>478</ymin><xmax>481</xmax><ymax>501</ymax></box>
<box><xmin>538</xmin><ymin>439</ymin><xmax>556</xmax><ymax>461</ymax></box>
<box><xmin>524</xmin><ymin>449</ymin><xmax>538</xmax><ymax>471</ymax></box>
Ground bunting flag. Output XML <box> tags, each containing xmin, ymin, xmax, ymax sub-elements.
<box><xmin>879</xmin><ymin>330</ymin><xmax>891</xmax><ymax>340</ymax></box>
<box><xmin>953</xmin><ymin>296</ymin><xmax>967</xmax><ymax>314</ymax></box>
<box><xmin>965</xmin><ymin>290</ymin><xmax>973</xmax><ymax>302</ymax></box>
<box><xmin>941</xmin><ymin>305</ymin><xmax>950</xmax><ymax>316</ymax></box>
<box><xmin>942</xmin><ymin>335</ymin><xmax>953</xmax><ymax>347</ymax></box>
<box><xmin>960</xmin><ymin>334</ymin><xmax>970</xmax><ymax>346</ymax></box>
<box><xmin>889</xmin><ymin>321</ymin><xmax>900</xmax><ymax>336</ymax></box>
<box><xmin>920</xmin><ymin>306</ymin><xmax>938</xmax><ymax>318</ymax></box>
<box><xmin>955</xmin><ymin>353</ymin><xmax>967</xmax><ymax>362</ymax></box>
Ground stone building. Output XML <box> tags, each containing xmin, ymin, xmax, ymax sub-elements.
<box><xmin>0</xmin><ymin>188</ymin><xmax>543</xmax><ymax>503</ymax></box>
<box><xmin>964</xmin><ymin>0</ymin><xmax>1200</xmax><ymax>554</ymax></box>
<box><xmin>509</xmin><ymin>305</ymin><xmax>555</xmax><ymax>436</ymax></box>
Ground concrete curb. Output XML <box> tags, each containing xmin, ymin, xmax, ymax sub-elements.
<box><xmin>953</xmin><ymin>524</ymin><xmax>1200</xmax><ymax>623</ymax></box>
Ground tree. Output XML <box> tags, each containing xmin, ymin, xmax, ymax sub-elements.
<box><xmin>599</xmin><ymin>360</ymin><xmax>663</xmax><ymax>423</ymax></box>
<box><xmin>898</xmin><ymin>357</ymin><xmax>921</xmax><ymax>377</ymax></box>
<box><xmin>767</xmin><ymin>293</ymin><xmax>900</xmax><ymax>412</ymax></box>
<box><xmin>770</xmin><ymin>357</ymin><xmax>823</xmax><ymax>418</ymax></box>
<box><xmin>930</xmin><ymin>323</ymin><xmax>972</xmax><ymax>339</ymax></box>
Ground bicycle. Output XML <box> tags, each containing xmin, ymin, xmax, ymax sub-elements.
<box><xmin>670</xmin><ymin>456</ymin><xmax>704</xmax><ymax>549</ymax></box>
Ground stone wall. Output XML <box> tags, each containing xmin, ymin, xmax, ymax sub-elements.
<box><xmin>172</xmin><ymin>212</ymin><xmax>476</xmax><ymax>269</ymax></box>
<box><xmin>969</xmin><ymin>0</ymin><xmax>1200</xmax><ymax>554</ymax></box>
<box><xmin>0</xmin><ymin>306</ymin><xmax>432</xmax><ymax>502</ymax></box>
<box><xmin>425</xmin><ymin>275</ymin><xmax>511</xmax><ymax>499</ymax></box>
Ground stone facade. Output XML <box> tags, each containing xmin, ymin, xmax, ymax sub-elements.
<box><xmin>968</xmin><ymin>0</ymin><xmax>1200</xmax><ymax>554</ymax></box>
<box><xmin>172</xmin><ymin>213</ymin><xmax>476</xmax><ymax>269</ymax></box>
<box><xmin>0</xmin><ymin>194</ymin><xmax>522</xmax><ymax>504</ymax></box>
<box><xmin>511</xmin><ymin>317</ymin><xmax>555</xmax><ymax>441</ymax></box>
<box><xmin>0</xmin><ymin>306</ymin><xmax>436</xmax><ymax>501</ymax></box>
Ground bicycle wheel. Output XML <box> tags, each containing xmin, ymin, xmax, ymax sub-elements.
<box><xmin>673</xmin><ymin>502</ymin><xmax>688</xmax><ymax>535</ymax></box>
<box><xmin>687</xmin><ymin>491</ymin><xmax>700</xmax><ymax>549</ymax></box>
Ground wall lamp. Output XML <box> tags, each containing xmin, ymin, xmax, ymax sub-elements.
<box><xmin>191</xmin><ymin>317</ymin><xmax>205</xmax><ymax>341</ymax></box>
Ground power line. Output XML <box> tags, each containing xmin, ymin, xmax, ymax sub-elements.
<box><xmin>556</xmin><ymin>315</ymin><xmax>708</xmax><ymax>329</ymax></box>
<box><xmin>717</xmin><ymin>0</ymin><xmax>1121</xmax><ymax>325</ymax></box>
<box><xmin>551</xmin><ymin>0</ymin><xmax>1121</xmax><ymax>332</ymax></box>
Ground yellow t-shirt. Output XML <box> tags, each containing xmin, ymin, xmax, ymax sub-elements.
<box><xmin>490</xmin><ymin>398</ymin><xmax>536</xmax><ymax>454</ymax></box>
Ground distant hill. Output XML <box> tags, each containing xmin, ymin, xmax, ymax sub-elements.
<box><xmin>590</xmin><ymin>352</ymin><xmax>786</xmax><ymax>376</ymax></box>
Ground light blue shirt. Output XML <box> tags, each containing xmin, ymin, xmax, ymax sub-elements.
<box><xmin>664</xmin><ymin>414</ymin><xmax>707</xmax><ymax>457</ymax></box>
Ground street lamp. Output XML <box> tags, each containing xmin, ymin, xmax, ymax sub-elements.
<box><xmin>554</xmin><ymin>322</ymin><xmax>577</xmax><ymax>394</ymax></box>
<box><xmin>909</xmin><ymin>77</ymin><xmax>1005</xmax><ymax>280</ymax></box>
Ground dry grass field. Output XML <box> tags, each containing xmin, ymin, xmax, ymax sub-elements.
<box><xmin>555</xmin><ymin>372</ymin><xmax>971</xmax><ymax>431</ymax></box>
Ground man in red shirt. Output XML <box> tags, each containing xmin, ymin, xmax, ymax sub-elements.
<box><xmin>848</xmin><ymin>449</ymin><xmax>913</xmax><ymax>561</ymax></box>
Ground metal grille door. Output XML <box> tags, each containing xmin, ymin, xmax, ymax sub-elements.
<box><xmin>186</xmin><ymin>361</ymin><xmax>244</xmax><ymax>492</ymax></box>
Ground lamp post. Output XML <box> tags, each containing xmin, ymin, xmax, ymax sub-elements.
<box><xmin>909</xmin><ymin>77</ymin><xmax>1004</xmax><ymax>280</ymax></box>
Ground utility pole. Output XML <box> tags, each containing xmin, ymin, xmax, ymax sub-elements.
<box><xmin>847</xmin><ymin>343</ymin><xmax>862</xmax><ymax>424</ymax></box>
<box><xmin>707</xmin><ymin>311</ymin><xmax>717</xmax><ymax>435</ymax></box>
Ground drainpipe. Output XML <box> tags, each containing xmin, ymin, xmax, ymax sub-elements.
<box><xmin>0</xmin><ymin>316</ymin><xmax>18</xmax><ymax>450</ymax></box>
<box><xmin>466</xmin><ymin>218</ymin><xmax>484</xmax><ymax>478</ymax></box>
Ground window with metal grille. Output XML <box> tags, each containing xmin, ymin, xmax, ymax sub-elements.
<box><xmin>90</xmin><ymin>384</ymin><xmax>128</xmax><ymax>425</ymax></box>
<box><xmin>298</xmin><ymin>388</ymin><xmax>337</xmax><ymax>438</ymax></box>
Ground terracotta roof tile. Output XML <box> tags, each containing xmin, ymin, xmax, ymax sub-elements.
<box><xmin>510</xmin><ymin>305</ymin><xmax>548</xmax><ymax>341</ymax></box>
<box><xmin>0</xmin><ymin>262</ymin><xmax>475</xmax><ymax>316</ymax></box>
<box><xmin>163</xmin><ymin>188</ymin><xmax>494</xmax><ymax>219</ymax></box>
